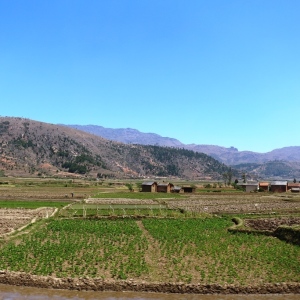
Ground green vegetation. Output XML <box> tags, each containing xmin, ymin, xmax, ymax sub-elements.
<box><xmin>0</xmin><ymin>179</ymin><xmax>299</xmax><ymax>287</ymax></box>
<box><xmin>62</xmin><ymin>162</ymin><xmax>88</xmax><ymax>174</ymax></box>
<box><xmin>59</xmin><ymin>203</ymin><xmax>203</xmax><ymax>218</ymax></box>
<box><xmin>10</xmin><ymin>137</ymin><xmax>34</xmax><ymax>149</ymax></box>
<box><xmin>141</xmin><ymin>218</ymin><xmax>300</xmax><ymax>284</ymax></box>
<box><xmin>0</xmin><ymin>219</ymin><xmax>149</xmax><ymax>280</ymax></box>
<box><xmin>125</xmin><ymin>183</ymin><xmax>134</xmax><ymax>192</ymax></box>
<box><xmin>0</xmin><ymin>217</ymin><xmax>299</xmax><ymax>285</ymax></box>
<box><xmin>0</xmin><ymin>200</ymin><xmax>71</xmax><ymax>209</ymax></box>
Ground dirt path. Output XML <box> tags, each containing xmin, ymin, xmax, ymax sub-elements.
<box><xmin>135</xmin><ymin>220</ymin><xmax>168</xmax><ymax>282</ymax></box>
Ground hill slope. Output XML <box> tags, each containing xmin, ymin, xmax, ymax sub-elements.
<box><xmin>0</xmin><ymin>117</ymin><xmax>231</xmax><ymax>180</ymax></box>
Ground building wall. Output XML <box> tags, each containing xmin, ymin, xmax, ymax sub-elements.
<box><xmin>245</xmin><ymin>185</ymin><xmax>258</xmax><ymax>192</ymax></box>
<box><xmin>259</xmin><ymin>184</ymin><xmax>269</xmax><ymax>191</ymax></box>
<box><xmin>287</xmin><ymin>183</ymin><xmax>300</xmax><ymax>190</ymax></box>
<box><xmin>141</xmin><ymin>182</ymin><xmax>158</xmax><ymax>193</ymax></box>
<box><xmin>142</xmin><ymin>185</ymin><xmax>152</xmax><ymax>192</ymax></box>
<box><xmin>182</xmin><ymin>187</ymin><xmax>195</xmax><ymax>193</ymax></box>
<box><xmin>151</xmin><ymin>184</ymin><xmax>157</xmax><ymax>192</ymax></box>
<box><xmin>270</xmin><ymin>185</ymin><xmax>287</xmax><ymax>193</ymax></box>
<box><xmin>157</xmin><ymin>186</ymin><xmax>168</xmax><ymax>193</ymax></box>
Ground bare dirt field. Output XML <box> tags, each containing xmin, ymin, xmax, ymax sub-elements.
<box><xmin>0</xmin><ymin>186</ymin><xmax>94</xmax><ymax>200</ymax></box>
<box><xmin>244</xmin><ymin>217</ymin><xmax>300</xmax><ymax>231</ymax></box>
<box><xmin>86</xmin><ymin>198</ymin><xmax>160</xmax><ymax>205</ymax></box>
<box><xmin>0</xmin><ymin>207</ymin><xmax>55</xmax><ymax>236</ymax></box>
<box><xmin>167</xmin><ymin>193</ymin><xmax>300</xmax><ymax>214</ymax></box>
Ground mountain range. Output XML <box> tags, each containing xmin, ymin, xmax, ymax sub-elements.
<box><xmin>66</xmin><ymin>124</ymin><xmax>300</xmax><ymax>164</ymax></box>
<box><xmin>1</xmin><ymin>117</ymin><xmax>299</xmax><ymax>180</ymax></box>
<box><xmin>66</xmin><ymin>124</ymin><xmax>300</xmax><ymax>180</ymax></box>
<box><xmin>0</xmin><ymin>117</ymin><xmax>231</xmax><ymax>180</ymax></box>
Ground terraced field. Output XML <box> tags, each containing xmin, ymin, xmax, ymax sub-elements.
<box><xmin>0</xmin><ymin>181</ymin><xmax>300</xmax><ymax>293</ymax></box>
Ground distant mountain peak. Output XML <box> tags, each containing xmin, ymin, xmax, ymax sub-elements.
<box><xmin>65</xmin><ymin>124</ymin><xmax>300</xmax><ymax>166</ymax></box>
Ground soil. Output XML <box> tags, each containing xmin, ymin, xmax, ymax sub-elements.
<box><xmin>244</xmin><ymin>217</ymin><xmax>300</xmax><ymax>231</ymax></box>
<box><xmin>0</xmin><ymin>186</ymin><xmax>91</xmax><ymax>200</ymax></box>
<box><xmin>0</xmin><ymin>208</ymin><xmax>55</xmax><ymax>236</ymax></box>
<box><xmin>86</xmin><ymin>198</ymin><xmax>159</xmax><ymax>205</ymax></box>
<box><xmin>168</xmin><ymin>194</ymin><xmax>300</xmax><ymax>214</ymax></box>
<box><xmin>0</xmin><ymin>270</ymin><xmax>299</xmax><ymax>294</ymax></box>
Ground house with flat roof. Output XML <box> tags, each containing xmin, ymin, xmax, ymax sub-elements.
<box><xmin>238</xmin><ymin>182</ymin><xmax>259</xmax><ymax>192</ymax></box>
<box><xmin>270</xmin><ymin>181</ymin><xmax>287</xmax><ymax>193</ymax></box>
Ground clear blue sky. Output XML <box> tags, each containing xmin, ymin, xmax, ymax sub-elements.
<box><xmin>1</xmin><ymin>0</ymin><xmax>299</xmax><ymax>153</ymax></box>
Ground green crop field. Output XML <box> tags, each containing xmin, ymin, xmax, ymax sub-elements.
<box><xmin>0</xmin><ymin>200</ymin><xmax>71</xmax><ymax>209</ymax></box>
<box><xmin>0</xmin><ymin>217</ymin><xmax>299</xmax><ymax>285</ymax></box>
<box><xmin>0</xmin><ymin>219</ymin><xmax>148</xmax><ymax>280</ymax></box>
<box><xmin>59</xmin><ymin>202</ymin><xmax>208</xmax><ymax>218</ymax></box>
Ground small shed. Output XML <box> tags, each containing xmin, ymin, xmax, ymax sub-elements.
<box><xmin>157</xmin><ymin>182</ymin><xmax>174</xmax><ymax>193</ymax></box>
<box><xmin>141</xmin><ymin>181</ymin><xmax>157</xmax><ymax>193</ymax></box>
<box><xmin>270</xmin><ymin>181</ymin><xmax>287</xmax><ymax>193</ymax></box>
<box><xmin>172</xmin><ymin>186</ymin><xmax>183</xmax><ymax>193</ymax></box>
<box><xmin>291</xmin><ymin>188</ymin><xmax>300</xmax><ymax>193</ymax></box>
<box><xmin>182</xmin><ymin>186</ymin><xmax>196</xmax><ymax>193</ymax></box>
<box><xmin>259</xmin><ymin>182</ymin><xmax>270</xmax><ymax>192</ymax></box>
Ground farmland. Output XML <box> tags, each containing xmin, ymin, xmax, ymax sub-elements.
<box><xmin>0</xmin><ymin>178</ymin><xmax>300</xmax><ymax>293</ymax></box>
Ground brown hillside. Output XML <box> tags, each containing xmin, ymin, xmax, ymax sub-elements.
<box><xmin>0</xmin><ymin>117</ymin><xmax>231</xmax><ymax>179</ymax></box>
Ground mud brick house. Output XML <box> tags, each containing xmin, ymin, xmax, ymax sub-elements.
<box><xmin>141</xmin><ymin>181</ymin><xmax>157</xmax><ymax>192</ymax></box>
<box><xmin>287</xmin><ymin>182</ymin><xmax>300</xmax><ymax>190</ymax></box>
<box><xmin>287</xmin><ymin>182</ymin><xmax>300</xmax><ymax>193</ymax></box>
<box><xmin>259</xmin><ymin>182</ymin><xmax>270</xmax><ymax>191</ymax></box>
<box><xmin>238</xmin><ymin>182</ymin><xmax>259</xmax><ymax>192</ymax></box>
<box><xmin>270</xmin><ymin>181</ymin><xmax>288</xmax><ymax>193</ymax></box>
<box><xmin>157</xmin><ymin>182</ymin><xmax>174</xmax><ymax>193</ymax></box>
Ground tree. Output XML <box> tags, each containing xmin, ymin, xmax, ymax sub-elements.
<box><xmin>125</xmin><ymin>183</ymin><xmax>134</xmax><ymax>192</ymax></box>
<box><xmin>223</xmin><ymin>173</ymin><xmax>228</xmax><ymax>186</ymax></box>
<box><xmin>294</xmin><ymin>178</ymin><xmax>297</xmax><ymax>183</ymax></box>
<box><xmin>227</xmin><ymin>168</ymin><xmax>232</xmax><ymax>186</ymax></box>
<box><xmin>136</xmin><ymin>182</ymin><xmax>142</xmax><ymax>192</ymax></box>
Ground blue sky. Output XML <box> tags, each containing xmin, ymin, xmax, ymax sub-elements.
<box><xmin>1</xmin><ymin>0</ymin><xmax>299</xmax><ymax>153</ymax></box>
